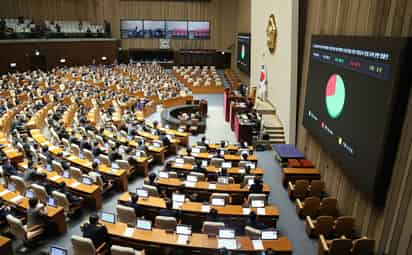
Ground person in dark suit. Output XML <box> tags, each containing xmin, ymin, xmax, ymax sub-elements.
<box><xmin>92</xmin><ymin>141</ymin><xmax>102</xmax><ymax>158</ymax></box>
<box><xmin>146</xmin><ymin>173</ymin><xmax>158</xmax><ymax>187</ymax></box>
<box><xmin>79</xmin><ymin>135</ymin><xmax>92</xmax><ymax>151</ymax></box>
<box><xmin>206</xmin><ymin>208</ymin><xmax>219</xmax><ymax>222</ymax></box>
<box><xmin>81</xmin><ymin>214</ymin><xmax>110</xmax><ymax>248</ymax></box>
<box><xmin>193</xmin><ymin>160</ymin><xmax>207</xmax><ymax>176</ymax></box>
<box><xmin>197</xmin><ymin>136</ymin><xmax>209</xmax><ymax>148</ymax></box>
<box><xmin>249</xmin><ymin>176</ymin><xmax>264</xmax><ymax>193</ymax></box>
<box><xmin>160</xmin><ymin>132</ymin><xmax>171</xmax><ymax>147</ymax></box>
<box><xmin>135</xmin><ymin>140</ymin><xmax>146</xmax><ymax>152</ymax></box>
<box><xmin>159</xmin><ymin>199</ymin><xmax>182</xmax><ymax>223</ymax></box>
<box><xmin>2</xmin><ymin>158</ymin><xmax>19</xmax><ymax>178</ymax></box>
<box><xmin>125</xmin><ymin>193</ymin><xmax>144</xmax><ymax>218</ymax></box>
<box><xmin>246</xmin><ymin>211</ymin><xmax>266</xmax><ymax>230</ymax></box>
<box><xmin>57</xmin><ymin>182</ymin><xmax>83</xmax><ymax>207</ymax></box>
<box><xmin>69</xmin><ymin>130</ymin><xmax>79</xmax><ymax>144</ymax></box>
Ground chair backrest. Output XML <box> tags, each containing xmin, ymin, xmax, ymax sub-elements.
<box><xmin>309</xmin><ymin>180</ymin><xmax>323</xmax><ymax>197</ymax></box>
<box><xmin>71</xmin><ymin>235</ymin><xmax>96</xmax><ymax>255</ymax></box>
<box><xmin>183</xmin><ymin>156</ymin><xmax>195</xmax><ymax>164</ymax></box>
<box><xmin>293</xmin><ymin>179</ymin><xmax>309</xmax><ymax>199</ymax></box>
<box><xmin>143</xmin><ymin>184</ymin><xmax>159</xmax><ymax>197</ymax></box>
<box><xmin>100</xmin><ymin>155</ymin><xmax>110</xmax><ymax>166</ymax></box>
<box><xmin>168</xmin><ymin>171</ymin><xmax>178</xmax><ymax>178</ymax></box>
<box><xmin>351</xmin><ymin>237</ymin><xmax>375</xmax><ymax>255</ymax></box>
<box><xmin>315</xmin><ymin>216</ymin><xmax>334</xmax><ymax>236</ymax></box>
<box><xmin>39</xmin><ymin>153</ymin><xmax>48</xmax><ymax>165</ymax></box>
<box><xmin>70</xmin><ymin>166</ymin><xmax>83</xmax><ymax>181</ymax></box>
<box><xmin>89</xmin><ymin>171</ymin><xmax>104</xmax><ymax>188</ymax></box>
<box><xmin>319</xmin><ymin>197</ymin><xmax>338</xmax><ymax>216</ymax></box>
<box><xmin>71</xmin><ymin>143</ymin><xmax>80</xmax><ymax>156</ymax></box>
<box><xmin>116</xmin><ymin>205</ymin><xmax>137</xmax><ymax>227</ymax></box>
<box><xmin>52</xmin><ymin>160</ymin><xmax>64</xmax><ymax>175</ymax></box>
<box><xmin>62</xmin><ymin>138</ymin><xmax>70</xmax><ymax>149</ymax></box>
<box><xmin>328</xmin><ymin>238</ymin><xmax>352</xmax><ymax>255</ymax></box>
<box><xmin>245</xmin><ymin>225</ymin><xmax>261</xmax><ymax>240</ymax></box>
<box><xmin>155</xmin><ymin>216</ymin><xmax>177</xmax><ymax>231</ymax></box>
<box><xmin>210</xmin><ymin>193</ymin><xmax>230</xmax><ymax>204</ymax></box>
<box><xmin>31</xmin><ymin>183</ymin><xmax>48</xmax><ymax>203</ymax></box>
<box><xmin>201</xmin><ymin>221</ymin><xmax>225</xmax><ymax>236</ymax></box>
<box><xmin>210</xmin><ymin>158</ymin><xmax>224</xmax><ymax>167</ymax></box>
<box><xmin>52</xmin><ymin>190</ymin><xmax>70</xmax><ymax>213</ymax></box>
<box><xmin>334</xmin><ymin>216</ymin><xmax>355</xmax><ymax>237</ymax></box>
<box><xmin>248</xmin><ymin>193</ymin><xmax>267</xmax><ymax>205</ymax></box>
<box><xmin>6</xmin><ymin>215</ymin><xmax>26</xmax><ymax>240</ymax></box>
<box><xmin>190</xmin><ymin>172</ymin><xmax>205</xmax><ymax>181</ymax></box>
<box><xmin>95</xmin><ymin>135</ymin><xmax>104</xmax><ymax>145</ymax></box>
<box><xmin>11</xmin><ymin>175</ymin><xmax>27</xmax><ymax>194</ymax></box>
<box><xmin>302</xmin><ymin>196</ymin><xmax>321</xmax><ymax>218</ymax></box>
<box><xmin>83</xmin><ymin>149</ymin><xmax>93</xmax><ymax>161</ymax></box>
<box><xmin>111</xmin><ymin>245</ymin><xmax>136</xmax><ymax>255</ymax></box>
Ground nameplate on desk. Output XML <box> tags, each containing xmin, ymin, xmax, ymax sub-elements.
<box><xmin>51</xmin><ymin>175</ymin><xmax>61</xmax><ymax>181</ymax></box>
<box><xmin>70</xmin><ymin>181</ymin><xmax>81</xmax><ymax>188</ymax></box>
<box><xmin>208</xmin><ymin>183</ymin><xmax>216</xmax><ymax>190</ymax></box>
<box><xmin>238</xmin><ymin>168</ymin><xmax>245</xmax><ymax>174</ymax></box>
<box><xmin>0</xmin><ymin>190</ymin><xmax>10</xmax><ymax>196</ymax></box>
<box><xmin>242</xmin><ymin>208</ymin><xmax>251</xmax><ymax>215</ymax></box>
<box><xmin>201</xmin><ymin>205</ymin><xmax>210</xmax><ymax>213</ymax></box>
<box><xmin>124</xmin><ymin>227</ymin><xmax>135</xmax><ymax>237</ymax></box>
<box><xmin>217</xmin><ymin>239</ymin><xmax>238</xmax><ymax>250</ymax></box>
<box><xmin>252</xmin><ymin>239</ymin><xmax>264</xmax><ymax>250</ymax></box>
<box><xmin>11</xmin><ymin>195</ymin><xmax>24</xmax><ymax>204</ymax></box>
<box><xmin>184</xmin><ymin>181</ymin><xmax>196</xmax><ymax>188</ymax></box>
<box><xmin>257</xmin><ymin>208</ymin><xmax>266</xmax><ymax>215</ymax></box>
<box><xmin>177</xmin><ymin>234</ymin><xmax>189</xmax><ymax>245</ymax></box>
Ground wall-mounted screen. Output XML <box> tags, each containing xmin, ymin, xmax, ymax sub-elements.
<box><xmin>120</xmin><ymin>20</ymin><xmax>144</xmax><ymax>38</ymax></box>
<box><xmin>237</xmin><ymin>33</ymin><xmax>251</xmax><ymax>75</ymax></box>
<box><xmin>188</xmin><ymin>21</ymin><xmax>210</xmax><ymax>39</ymax></box>
<box><xmin>303</xmin><ymin>35</ymin><xmax>412</xmax><ymax>204</ymax></box>
<box><xmin>166</xmin><ymin>21</ymin><xmax>188</xmax><ymax>39</ymax></box>
<box><xmin>143</xmin><ymin>20</ymin><xmax>165</xmax><ymax>38</ymax></box>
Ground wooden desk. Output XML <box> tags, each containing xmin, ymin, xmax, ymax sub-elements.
<box><xmin>162</xmin><ymin>96</ymin><xmax>193</xmax><ymax>108</ymax></box>
<box><xmin>0</xmin><ymin>186</ymin><xmax>67</xmax><ymax>235</ymax></box>
<box><xmin>206</xmin><ymin>144</ymin><xmax>254</xmax><ymax>152</ymax></box>
<box><xmin>155</xmin><ymin>177</ymin><xmax>270</xmax><ymax>204</ymax></box>
<box><xmin>103</xmin><ymin>222</ymin><xmax>292</xmax><ymax>254</ymax></box>
<box><xmin>0</xmin><ymin>236</ymin><xmax>12</xmax><ymax>255</ymax></box>
<box><xmin>282</xmin><ymin>168</ymin><xmax>321</xmax><ymax>187</ymax></box>
<box><xmin>0</xmin><ymin>133</ymin><xmax>24</xmax><ymax>164</ymax></box>
<box><xmin>118</xmin><ymin>193</ymin><xmax>279</xmax><ymax>232</ymax></box>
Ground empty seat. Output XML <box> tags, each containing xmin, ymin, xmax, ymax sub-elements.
<box><xmin>351</xmin><ymin>237</ymin><xmax>375</xmax><ymax>255</ymax></box>
<box><xmin>116</xmin><ymin>204</ymin><xmax>136</xmax><ymax>227</ymax></box>
<box><xmin>210</xmin><ymin>193</ymin><xmax>231</xmax><ymax>204</ymax></box>
<box><xmin>319</xmin><ymin>197</ymin><xmax>338</xmax><ymax>217</ymax></box>
<box><xmin>52</xmin><ymin>160</ymin><xmax>64</xmax><ymax>175</ymax></box>
<box><xmin>306</xmin><ymin>215</ymin><xmax>335</xmax><ymax>238</ymax></box>
<box><xmin>155</xmin><ymin>216</ymin><xmax>176</xmax><ymax>231</ymax></box>
<box><xmin>10</xmin><ymin>175</ymin><xmax>27</xmax><ymax>194</ymax></box>
<box><xmin>71</xmin><ymin>235</ymin><xmax>107</xmax><ymax>255</ymax></box>
<box><xmin>111</xmin><ymin>245</ymin><xmax>142</xmax><ymax>255</ymax></box>
<box><xmin>7</xmin><ymin>215</ymin><xmax>45</xmax><ymax>252</ymax></box>
<box><xmin>52</xmin><ymin>190</ymin><xmax>81</xmax><ymax>216</ymax></box>
<box><xmin>319</xmin><ymin>235</ymin><xmax>352</xmax><ymax>255</ymax></box>
<box><xmin>296</xmin><ymin>196</ymin><xmax>320</xmax><ymax>218</ymax></box>
<box><xmin>201</xmin><ymin>221</ymin><xmax>225</xmax><ymax>236</ymax></box>
<box><xmin>210</xmin><ymin>158</ymin><xmax>224</xmax><ymax>167</ymax></box>
<box><xmin>70</xmin><ymin>167</ymin><xmax>83</xmax><ymax>181</ymax></box>
<box><xmin>142</xmin><ymin>184</ymin><xmax>159</xmax><ymax>197</ymax></box>
<box><xmin>30</xmin><ymin>184</ymin><xmax>48</xmax><ymax>203</ymax></box>
<box><xmin>288</xmin><ymin>179</ymin><xmax>309</xmax><ymax>200</ymax></box>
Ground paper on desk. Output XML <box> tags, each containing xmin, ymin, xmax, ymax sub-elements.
<box><xmin>70</xmin><ymin>181</ymin><xmax>81</xmax><ymax>188</ymax></box>
<box><xmin>252</xmin><ymin>239</ymin><xmax>264</xmax><ymax>250</ymax></box>
<box><xmin>184</xmin><ymin>181</ymin><xmax>196</xmax><ymax>188</ymax></box>
<box><xmin>201</xmin><ymin>205</ymin><xmax>210</xmax><ymax>213</ymax></box>
<box><xmin>175</xmin><ymin>162</ymin><xmax>184</xmax><ymax>167</ymax></box>
<box><xmin>51</xmin><ymin>175</ymin><xmax>61</xmax><ymax>181</ymax></box>
<box><xmin>0</xmin><ymin>189</ymin><xmax>10</xmax><ymax>196</ymax></box>
<box><xmin>124</xmin><ymin>227</ymin><xmax>135</xmax><ymax>237</ymax></box>
<box><xmin>242</xmin><ymin>208</ymin><xmax>251</xmax><ymax>215</ymax></box>
<box><xmin>177</xmin><ymin>234</ymin><xmax>189</xmax><ymax>245</ymax></box>
<box><xmin>218</xmin><ymin>239</ymin><xmax>237</xmax><ymax>250</ymax></box>
<box><xmin>49</xmin><ymin>145</ymin><xmax>58</xmax><ymax>151</ymax></box>
<box><xmin>11</xmin><ymin>195</ymin><xmax>24</xmax><ymax>204</ymax></box>
<box><xmin>208</xmin><ymin>183</ymin><xmax>216</xmax><ymax>189</ymax></box>
<box><xmin>257</xmin><ymin>208</ymin><xmax>266</xmax><ymax>215</ymax></box>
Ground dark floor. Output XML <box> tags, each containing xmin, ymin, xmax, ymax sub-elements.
<box><xmin>8</xmin><ymin>93</ymin><xmax>317</xmax><ymax>255</ymax></box>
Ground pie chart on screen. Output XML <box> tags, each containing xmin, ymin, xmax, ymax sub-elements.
<box><xmin>325</xmin><ymin>74</ymin><xmax>345</xmax><ymax>119</ymax></box>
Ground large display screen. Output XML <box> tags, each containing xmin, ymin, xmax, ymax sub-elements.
<box><xmin>188</xmin><ymin>21</ymin><xmax>210</xmax><ymax>39</ymax></box>
<box><xmin>303</xmin><ymin>35</ymin><xmax>412</xmax><ymax>203</ymax></box>
<box><xmin>120</xmin><ymin>20</ymin><xmax>144</xmax><ymax>38</ymax></box>
<box><xmin>143</xmin><ymin>20</ymin><xmax>165</xmax><ymax>38</ymax></box>
<box><xmin>166</xmin><ymin>21</ymin><xmax>188</xmax><ymax>39</ymax></box>
<box><xmin>237</xmin><ymin>33</ymin><xmax>251</xmax><ymax>75</ymax></box>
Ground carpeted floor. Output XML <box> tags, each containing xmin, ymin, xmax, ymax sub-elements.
<box><xmin>9</xmin><ymin>93</ymin><xmax>317</xmax><ymax>255</ymax></box>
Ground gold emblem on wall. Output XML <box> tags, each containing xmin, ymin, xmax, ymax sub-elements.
<box><xmin>266</xmin><ymin>14</ymin><xmax>277</xmax><ymax>54</ymax></box>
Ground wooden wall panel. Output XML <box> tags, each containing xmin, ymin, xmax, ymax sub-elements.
<box><xmin>297</xmin><ymin>0</ymin><xmax>412</xmax><ymax>254</ymax></box>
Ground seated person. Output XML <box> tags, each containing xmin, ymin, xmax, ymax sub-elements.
<box><xmin>2</xmin><ymin>158</ymin><xmax>20</xmax><ymax>178</ymax></box>
<box><xmin>145</xmin><ymin>173</ymin><xmax>158</xmax><ymax>187</ymax></box>
<box><xmin>125</xmin><ymin>193</ymin><xmax>144</xmax><ymax>218</ymax></box>
<box><xmin>0</xmin><ymin>204</ymin><xmax>11</xmax><ymax>223</ymax></box>
<box><xmin>193</xmin><ymin>160</ymin><xmax>207</xmax><ymax>175</ymax></box>
<box><xmin>246</xmin><ymin>211</ymin><xmax>266</xmax><ymax>230</ymax></box>
<box><xmin>206</xmin><ymin>208</ymin><xmax>219</xmax><ymax>222</ymax></box>
<box><xmin>249</xmin><ymin>176</ymin><xmax>264</xmax><ymax>193</ymax></box>
<box><xmin>160</xmin><ymin>132</ymin><xmax>171</xmax><ymax>147</ymax></box>
<box><xmin>80</xmin><ymin>135</ymin><xmax>91</xmax><ymax>151</ymax></box>
<box><xmin>56</xmin><ymin>182</ymin><xmax>83</xmax><ymax>207</ymax></box>
<box><xmin>27</xmin><ymin>198</ymin><xmax>47</xmax><ymax>229</ymax></box>
<box><xmin>135</xmin><ymin>139</ymin><xmax>147</xmax><ymax>151</ymax></box>
<box><xmin>197</xmin><ymin>136</ymin><xmax>209</xmax><ymax>148</ymax></box>
<box><xmin>81</xmin><ymin>214</ymin><xmax>110</xmax><ymax>248</ymax></box>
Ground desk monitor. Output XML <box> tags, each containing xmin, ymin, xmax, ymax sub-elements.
<box><xmin>218</xmin><ymin>229</ymin><xmax>235</xmax><ymax>239</ymax></box>
<box><xmin>247</xmin><ymin>163</ymin><xmax>256</xmax><ymax>169</ymax></box>
<box><xmin>217</xmin><ymin>177</ymin><xmax>229</xmax><ymax>185</ymax></box>
<box><xmin>25</xmin><ymin>189</ymin><xmax>35</xmax><ymax>199</ymax></box>
<box><xmin>82</xmin><ymin>177</ymin><xmax>93</xmax><ymax>185</ymax></box>
<box><xmin>222</xmin><ymin>162</ymin><xmax>232</xmax><ymax>169</ymax></box>
<box><xmin>7</xmin><ymin>183</ymin><xmax>16</xmax><ymax>192</ymax></box>
<box><xmin>177</xmin><ymin>128</ymin><xmax>185</xmax><ymax>132</ymax></box>
<box><xmin>261</xmin><ymin>229</ymin><xmax>278</xmax><ymax>240</ymax></box>
<box><xmin>172</xmin><ymin>193</ymin><xmax>185</xmax><ymax>203</ymax></box>
<box><xmin>175</xmin><ymin>158</ymin><xmax>184</xmax><ymax>164</ymax></box>
<box><xmin>186</xmin><ymin>175</ymin><xmax>198</xmax><ymax>182</ymax></box>
<box><xmin>239</xmin><ymin>149</ymin><xmax>250</xmax><ymax>156</ymax></box>
<box><xmin>211</xmin><ymin>198</ymin><xmax>225</xmax><ymax>206</ymax></box>
<box><xmin>192</xmin><ymin>147</ymin><xmax>201</xmax><ymax>154</ymax></box>
<box><xmin>63</xmin><ymin>171</ymin><xmax>70</xmax><ymax>178</ymax></box>
<box><xmin>47</xmin><ymin>197</ymin><xmax>57</xmax><ymax>207</ymax></box>
<box><xmin>101</xmin><ymin>212</ymin><xmax>116</xmax><ymax>224</ymax></box>
<box><xmin>176</xmin><ymin>224</ymin><xmax>192</xmax><ymax>236</ymax></box>
<box><xmin>49</xmin><ymin>246</ymin><xmax>68</xmax><ymax>255</ymax></box>
<box><xmin>46</xmin><ymin>164</ymin><xmax>52</xmax><ymax>171</ymax></box>
<box><xmin>136</xmin><ymin>219</ymin><xmax>152</xmax><ymax>230</ymax></box>
<box><xmin>159</xmin><ymin>171</ymin><xmax>169</xmax><ymax>178</ymax></box>
<box><xmin>153</xmin><ymin>142</ymin><xmax>161</xmax><ymax>148</ymax></box>
<box><xmin>251</xmin><ymin>200</ymin><xmax>265</xmax><ymax>208</ymax></box>
<box><xmin>111</xmin><ymin>162</ymin><xmax>120</xmax><ymax>169</ymax></box>
<box><xmin>135</xmin><ymin>150</ymin><xmax>142</xmax><ymax>157</ymax></box>
<box><xmin>166</xmin><ymin>134</ymin><xmax>173</xmax><ymax>140</ymax></box>
<box><xmin>136</xmin><ymin>189</ymin><xmax>149</xmax><ymax>198</ymax></box>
